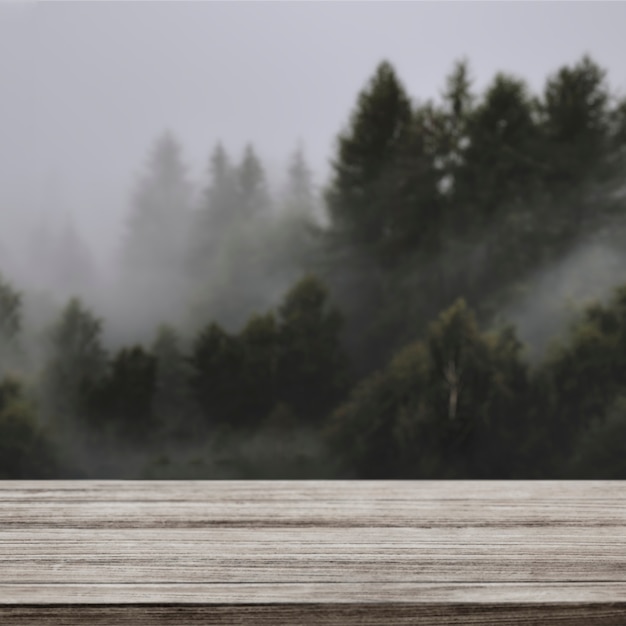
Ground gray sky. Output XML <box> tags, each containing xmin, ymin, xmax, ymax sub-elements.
<box><xmin>1</xmin><ymin>1</ymin><xmax>625</xmax><ymax>268</ymax></box>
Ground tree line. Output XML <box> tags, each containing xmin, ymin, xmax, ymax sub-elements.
<box><xmin>1</xmin><ymin>54</ymin><xmax>626</xmax><ymax>478</ymax></box>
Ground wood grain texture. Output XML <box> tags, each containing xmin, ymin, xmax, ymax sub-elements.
<box><xmin>1</xmin><ymin>481</ymin><xmax>625</xmax><ymax>624</ymax></box>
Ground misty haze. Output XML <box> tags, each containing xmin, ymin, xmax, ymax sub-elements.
<box><xmin>1</xmin><ymin>2</ymin><xmax>626</xmax><ymax>479</ymax></box>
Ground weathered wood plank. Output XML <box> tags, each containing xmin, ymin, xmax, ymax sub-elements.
<box><xmin>4</xmin><ymin>604</ymin><xmax>626</xmax><ymax>626</ymax></box>
<box><xmin>4</xmin><ymin>603</ymin><xmax>626</xmax><ymax>626</ymax></box>
<box><xmin>1</xmin><ymin>481</ymin><xmax>625</xmax><ymax>624</ymax></box>
<box><xmin>4</xmin><ymin>582</ymin><xmax>626</xmax><ymax>603</ymax></box>
<box><xmin>1</xmin><ymin>480</ymin><xmax>624</xmax><ymax>501</ymax></box>
<box><xmin>2</xmin><ymin>530</ymin><xmax>626</xmax><ymax>583</ymax></box>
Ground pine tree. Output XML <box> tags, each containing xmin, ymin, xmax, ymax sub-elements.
<box><xmin>40</xmin><ymin>298</ymin><xmax>107</xmax><ymax>428</ymax></box>
<box><xmin>189</xmin><ymin>322</ymin><xmax>245</xmax><ymax>428</ymax></box>
<box><xmin>99</xmin><ymin>346</ymin><xmax>157</xmax><ymax>441</ymax></box>
<box><xmin>567</xmin><ymin>395</ymin><xmax>626</xmax><ymax>478</ymax></box>
<box><xmin>325</xmin><ymin>60</ymin><xmax>413</xmax><ymax>257</ymax></box>
<box><xmin>151</xmin><ymin>324</ymin><xmax>195</xmax><ymax>437</ymax></box>
<box><xmin>284</xmin><ymin>143</ymin><xmax>316</xmax><ymax>217</ymax></box>
<box><xmin>204</xmin><ymin>143</ymin><xmax>240</xmax><ymax>234</ymax></box>
<box><xmin>118</xmin><ymin>131</ymin><xmax>193</xmax><ymax>331</ymax></box>
<box><xmin>238</xmin><ymin>144</ymin><xmax>271</xmax><ymax>219</ymax></box>
<box><xmin>326</xmin><ymin>299</ymin><xmax>531</xmax><ymax>478</ymax></box>
<box><xmin>0</xmin><ymin>375</ymin><xmax>60</xmax><ymax>478</ymax></box>
<box><xmin>276</xmin><ymin>274</ymin><xmax>348</xmax><ymax>422</ymax></box>
<box><xmin>122</xmin><ymin>131</ymin><xmax>192</xmax><ymax>275</ymax></box>
<box><xmin>188</xmin><ymin>142</ymin><xmax>241</xmax><ymax>279</ymax></box>
<box><xmin>538</xmin><ymin>286</ymin><xmax>626</xmax><ymax>465</ymax></box>
<box><xmin>460</xmin><ymin>72</ymin><xmax>541</xmax><ymax>221</ymax></box>
<box><xmin>534</xmin><ymin>55</ymin><xmax>624</xmax><ymax>248</ymax></box>
<box><xmin>541</xmin><ymin>55</ymin><xmax>611</xmax><ymax>187</ymax></box>
<box><xmin>382</xmin><ymin>101</ymin><xmax>445</xmax><ymax>260</ymax></box>
<box><xmin>238</xmin><ymin>312</ymin><xmax>279</xmax><ymax>420</ymax></box>
<box><xmin>0</xmin><ymin>273</ymin><xmax>22</xmax><ymax>376</ymax></box>
<box><xmin>434</xmin><ymin>60</ymin><xmax>474</xmax><ymax>228</ymax></box>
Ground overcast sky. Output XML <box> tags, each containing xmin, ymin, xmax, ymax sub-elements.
<box><xmin>1</xmin><ymin>1</ymin><xmax>625</xmax><ymax>268</ymax></box>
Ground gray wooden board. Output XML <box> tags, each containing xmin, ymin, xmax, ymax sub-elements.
<box><xmin>1</xmin><ymin>481</ymin><xmax>625</xmax><ymax>624</ymax></box>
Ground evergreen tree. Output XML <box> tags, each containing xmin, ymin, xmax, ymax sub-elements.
<box><xmin>98</xmin><ymin>346</ymin><xmax>157</xmax><ymax>441</ymax></box>
<box><xmin>202</xmin><ymin>143</ymin><xmax>240</xmax><ymax>237</ymax></box>
<box><xmin>40</xmin><ymin>298</ymin><xmax>107</xmax><ymax>428</ymax></box>
<box><xmin>118</xmin><ymin>131</ymin><xmax>193</xmax><ymax>333</ymax></box>
<box><xmin>325</xmin><ymin>60</ymin><xmax>413</xmax><ymax>257</ymax></box>
<box><xmin>276</xmin><ymin>274</ymin><xmax>348</xmax><ymax>422</ymax></box>
<box><xmin>208</xmin><ymin>142</ymin><xmax>240</xmax><ymax>224</ymax></box>
<box><xmin>0</xmin><ymin>272</ymin><xmax>22</xmax><ymax>375</ymax></box>
<box><xmin>434</xmin><ymin>60</ymin><xmax>474</xmax><ymax>228</ymax></box>
<box><xmin>540</xmin><ymin>55</ymin><xmax>611</xmax><ymax>189</ymax></box>
<box><xmin>443</xmin><ymin>59</ymin><xmax>474</xmax><ymax>124</ymax></box>
<box><xmin>321</xmin><ymin>61</ymin><xmax>420</xmax><ymax>378</ymax></box>
<box><xmin>151</xmin><ymin>324</ymin><xmax>195</xmax><ymax>438</ymax></box>
<box><xmin>538</xmin><ymin>286</ymin><xmax>626</xmax><ymax>469</ymax></box>
<box><xmin>122</xmin><ymin>131</ymin><xmax>192</xmax><ymax>275</ymax></box>
<box><xmin>187</xmin><ymin>142</ymin><xmax>242</xmax><ymax>284</ymax></box>
<box><xmin>326</xmin><ymin>299</ymin><xmax>531</xmax><ymax>478</ymax></box>
<box><xmin>189</xmin><ymin>142</ymin><xmax>316</xmax><ymax>332</ymax></box>
<box><xmin>460</xmin><ymin>72</ymin><xmax>541</xmax><ymax>222</ymax></box>
<box><xmin>383</xmin><ymin>101</ymin><xmax>445</xmax><ymax>261</ymax></box>
<box><xmin>189</xmin><ymin>322</ymin><xmax>246</xmax><ymax>428</ymax></box>
<box><xmin>0</xmin><ymin>375</ymin><xmax>60</xmax><ymax>478</ymax></box>
<box><xmin>238</xmin><ymin>143</ymin><xmax>271</xmax><ymax>218</ymax></box>
<box><xmin>239</xmin><ymin>312</ymin><xmax>280</xmax><ymax>420</ymax></box>
<box><xmin>610</xmin><ymin>97</ymin><xmax>626</xmax><ymax>167</ymax></box>
<box><xmin>189</xmin><ymin>217</ymin><xmax>281</xmax><ymax>332</ymax></box>
<box><xmin>567</xmin><ymin>395</ymin><xmax>626</xmax><ymax>478</ymax></box>
<box><xmin>283</xmin><ymin>143</ymin><xmax>316</xmax><ymax>217</ymax></box>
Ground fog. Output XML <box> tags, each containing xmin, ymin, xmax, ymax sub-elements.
<box><xmin>2</xmin><ymin>2</ymin><xmax>625</xmax><ymax>268</ymax></box>
<box><xmin>499</xmin><ymin>224</ymin><xmax>626</xmax><ymax>362</ymax></box>
<box><xmin>1</xmin><ymin>2</ymin><xmax>626</xmax><ymax>479</ymax></box>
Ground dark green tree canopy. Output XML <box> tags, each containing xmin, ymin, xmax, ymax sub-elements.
<box><xmin>540</xmin><ymin>55</ymin><xmax>612</xmax><ymax>185</ymax></box>
<box><xmin>99</xmin><ymin>345</ymin><xmax>157</xmax><ymax>440</ymax></box>
<box><xmin>443</xmin><ymin>59</ymin><xmax>474</xmax><ymax>121</ymax></box>
<box><xmin>189</xmin><ymin>322</ymin><xmax>246</xmax><ymax>427</ymax></box>
<box><xmin>0</xmin><ymin>273</ymin><xmax>22</xmax><ymax>371</ymax></box>
<box><xmin>327</xmin><ymin>299</ymin><xmax>530</xmax><ymax>478</ymax></box>
<box><xmin>2</xmin><ymin>53</ymin><xmax>626</xmax><ymax>480</ymax></box>
<box><xmin>46</xmin><ymin>298</ymin><xmax>106</xmax><ymax>380</ymax></box>
<box><xmin>460</xmin><ymin>73</ymin><xmax>541</xmax><ymax>218</ymax></box>
<box><xmin>151</xmin><ymin>324</ymin><xmax>194</xmax><ymax>432</ymax></box>
<box><xmin>325</xmin><ymin>60</ymin><xmax>413</xmax><ymax>253</ymax></box>
<box><xmin>277</xmin><ymin>274</ymin><xmax>348</xmax><ymax>420</ymax></box>
<box><xmin>0</xmin><ymin>376</ymin><xmax>60</xmax><ymax>478</ymax></box>
<box><xmin>41</xmin><ymin>298</ymin><xmax>108</xmax><ymax>426</ymax></box>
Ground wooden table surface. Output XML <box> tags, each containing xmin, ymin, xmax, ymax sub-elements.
<box><xmin>1</xmin><ymin>481</ymin><xmax>625</xmax><ymax>625</ymax></box>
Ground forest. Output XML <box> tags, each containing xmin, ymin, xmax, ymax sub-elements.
<box><xmin>1</xmin><ymin>54</ymin><xmax>626</xmax><ymax>479</ymax></box>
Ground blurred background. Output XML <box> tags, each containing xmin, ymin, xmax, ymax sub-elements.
<box><xmin>1</xmin><ymin>1</ymin><xmax>625</xmax><ymax>479</ymax></box>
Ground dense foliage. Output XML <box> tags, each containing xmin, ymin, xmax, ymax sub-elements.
<box><xmin>1</xmin><ymin>55</ymin><xmax>626</xmax><ymax>478</ymax></box>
